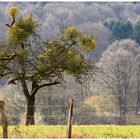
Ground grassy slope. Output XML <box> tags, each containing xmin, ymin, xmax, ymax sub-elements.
<box><xmin>0</xmin><ymin>125</ymin><xmax>140</xmax><ymax>138</ymax></box>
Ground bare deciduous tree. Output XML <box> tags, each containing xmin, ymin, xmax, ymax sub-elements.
<box><xmin>95</xmin><ymin>39</ymin><xmax>139</xmax><ymax>124</ymax></box>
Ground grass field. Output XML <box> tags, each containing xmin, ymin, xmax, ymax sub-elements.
<box><xmin>0</xmin><ymin>125</ymin><xmax>140</xmax><ymax>138</ymax></box>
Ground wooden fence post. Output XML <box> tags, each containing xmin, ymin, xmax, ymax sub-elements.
<box><xmin>66</xmin><ymin>99</ymin><xmax>74</xmax><ymax>138</ymax></box>
<box><xmin>0</xmin><ymin>100</ymin><xmax>8</xmax><ymax>138</ymax></box>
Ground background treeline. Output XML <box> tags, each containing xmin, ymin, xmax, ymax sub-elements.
<box><xmin>1</xmin><ymin>2</ymin><xmax>140</xmax><ymax>60</ymax></box>
<box><xmin>0</xmin><ymin>2</ymin><xmax>140</xmax><ymax>125</ymax></box>
<box><xmin>104</xmin><ymin>19</ymin><xmax>140</xmax><ymax>45</ymax></box>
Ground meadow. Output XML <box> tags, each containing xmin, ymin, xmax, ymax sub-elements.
<box><xmin>0</xmin><ymin>125</ymin><xmax>140</xmax><ymax>138</ymax></box>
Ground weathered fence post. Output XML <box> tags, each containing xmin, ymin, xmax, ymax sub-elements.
<box><xmin>0</xmin><ymin>100</ymin><xmax>8</xmax><ymax>138</ymax></box>
<box><xmin>66</xmin><ymin>99</ymin><xmax>74</xmax><ymax>138</ymax></box>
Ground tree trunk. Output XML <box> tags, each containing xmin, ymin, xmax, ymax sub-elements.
<box><xmin>26</xmin><ymin>95</ymin><xmax>35</xmax><ymax>125</ymax></box>
<box><xmin>66</xmin><ymin>99</ymin><xmax>73</xmax><ymax>138</ymax></box>
<box><xmin>119</xmin><ymin>106</ymin><xmax>126</xmax><ymax>125</ymax></box>
<box><xmin>136</xmin><ymin>80</ymin><xmax>140</xmax><ymax>115</ymax></box>
<box><xmin>118</xmin><ymin>96</ymin><xmax>127</xmax><ymax>125</ymax></box>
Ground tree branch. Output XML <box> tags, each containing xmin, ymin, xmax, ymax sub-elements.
<box><xmin>39</xmin><ymin>81</ymin><xmax>61</xmax><ymax>89</ymax></box>
<box><xmin>21</xmin><ymin>79</ymin><xmax>30</xmax><ymax>99</ymax></box>
<box><xmin>5</xmin><ymin>15</ymin><xmax>15</xmax><ymax>28</ymax></box>
<box><xmin>0</xmin><ymin>53</ymin><xmax>17</xmax><ymax>61</ymax></box>
<box><xmin>0</xmin><ymin>72</ymin><xmax>13</xmax><ymax>78</ymax></box>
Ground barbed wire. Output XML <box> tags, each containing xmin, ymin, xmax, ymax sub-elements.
<box><xmin>1</xmin><ymin>98</ymin><xmax>140</xmax><ymax>126</ymax></box>
<box><xmin>1</xmin><ymin>112</ymin><xmax>140</xmax><ymax>120</ymax></box>
<box><xmin>1</xmin><ymin>114</ymin><xmax>140</xmax><ymax>118</ymax></box>
<box><xmin>7</xmin><ymin>104</ymin><xmax>140</xmax><ymax>108</ymax></box>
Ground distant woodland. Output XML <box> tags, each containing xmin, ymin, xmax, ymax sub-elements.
<box><xmin>0</xmin><ymin>2</ymin><xmax>140</xmax><ymax>125</ymax></box>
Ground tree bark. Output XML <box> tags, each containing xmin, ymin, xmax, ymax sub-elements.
<box><xmin>26</xmin><ymin>95</ymin><xmax>35</xmax><ymax>125</ymax></box>
<box><xmin>118</xmin><ymin>96</ymin><xmax>127</xmax><ymax>125</ymax></box>
<box><xmin>119</xmin><ymin>106</ymin><xmax>126</xmax><ymax>125</ymax></box>
<box><xmin>136</xmin><ymin>79</ymin><xmax>140</xmax><ymax>115</ymax></box>
<box><xmin>66</xmin><ymin>99</ymin><xmax>73</xmax><ymax>138</ymax></box>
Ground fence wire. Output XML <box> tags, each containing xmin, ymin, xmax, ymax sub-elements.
<box><xmin>1</xmin><ymin>104</ymin><xmax>140</xmax><ymax>125</ymax></box>
<box><xmin>0</xmin><ymin>103</ymin><xmax>140</xmax><ymax>138</ymax></box>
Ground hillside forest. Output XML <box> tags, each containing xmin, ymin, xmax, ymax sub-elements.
<box><xmin>0</xmin><ymin>2</ymin><xmax>140</xmax><ymax>125</ymax></box>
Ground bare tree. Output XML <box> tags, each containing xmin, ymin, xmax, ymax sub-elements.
<box><xmin>96</xmin><ymin>39</ymin><xmax>138</xmax><ymax>124</ymax></box>
<box><xmin>135</xmin><ymin>54</ymin><xmax>140</xmax><ymax>115</ymax></box>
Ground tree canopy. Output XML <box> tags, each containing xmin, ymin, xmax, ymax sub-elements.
<box><xmin>96</xmin><ymin>39</ymin><xmax>140</xmax><ymax>124</ymax></box>
<box><xmin>133</xmin><ymin>20</ymin><xmax>140</xmax><ymax>45</ymax></box>
<box><xmin>0</xmin><ymin>7</ymin><xmax>96</xmax><ymax>125</ymax></box>
<box><xmin>104</xmin><ymin>20</ymin><xmax>133</xmax><ymax>40</ymax></box>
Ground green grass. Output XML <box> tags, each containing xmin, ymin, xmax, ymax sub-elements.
<box><xmin>0</xmin><ymin>125</ymin><xmax>140</xmax><ymax>138</ymax></box>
